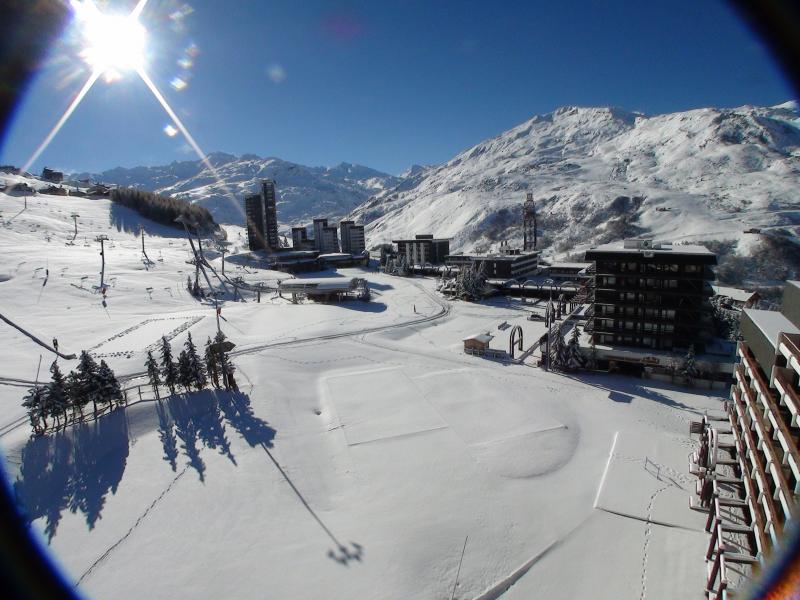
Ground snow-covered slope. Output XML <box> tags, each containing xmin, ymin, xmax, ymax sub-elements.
<box><xmin>352</xmin><ymin>103</ymin><xmax>800</xmax><ymax>286</ymax></box>
<box><xmin>0</xmin><ymin>177</ymin><xmax>729</xmax><ymax>600</ymax></box>
<box><xmin>74</xmin><ymin>153</ymin><xmax>400</xmax><ymax>227</ymax></box>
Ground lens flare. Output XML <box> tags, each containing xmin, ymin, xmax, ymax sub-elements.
<box><xmin>72</xmin><ymin>0</ymin><xmax>148</xmax><ymax>75</ymax></box>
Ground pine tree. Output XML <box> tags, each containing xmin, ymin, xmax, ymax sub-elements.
<box><xmin>566</xmin><ymin>327</ymin><xmax>587</xmax><ymax>371</ymax></box>
<box><xmin>186</xmin><ymin>274</ymin><xmax>193</xmax><ymax>293</ymax></box>
<box><xmin>550</xmin><ymin>328</ymin><xmax>567</xmax><ymax>370</ymax></box>
<box><xmin>183</xmin><ymin>332</ymin><xmax>207</xmax><ymax>391</ymax></box>
<box><xmin>48</xmin><ymin>363</ymin><xmax>70</xmax><ymax>429</ymax></box>
<box><xmin>145</xmin><ymin>350</ymin><xmax>161</xmax><ymax>398</ymax></box>
<box><xmin>160</xmin><ymin>336</ymin><xmax>178</xmax><ymax>394</ymax></box>
<box><xmin>177</xmin><ymin>349</ymin><xmax>192</xmax><ymax>392</ymax></box>
<box><xmin>22</xmin><ymin>386</ymin><xmax>46</xmax><ymax>433</ymax></box>
<box><xmin>76</xmin><ymin>351</ymin><xmax>101</xmax><ymax>417</ymax></box>
<box><xmin>97</xmin><ymin>360</ymin><xmax>123</xmax><ymax>409</ymax></box>
<box><xmin>204</xmin><ymin>337</ymin><xmax>220</xmax><ymax>389</ymax></box>
<box><xmin>215</xmin><ymin>330</ymin><xmax>235</xmax><ymax>390</ymax></box>
<box><xmin>681</xmin><ymin>345</ymin><xmax>699</xmax><ymax>385</ymax></box>
<box><xmin>66</xmin><ymin>370</ymin><xmax>84</xmax><ymax>419</ymax></box>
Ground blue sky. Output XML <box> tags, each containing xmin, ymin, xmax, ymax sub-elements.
<box><xmin>1</xmin><ymin>0</ymin><xmax>795</xmax><ymax>176</ymax></box>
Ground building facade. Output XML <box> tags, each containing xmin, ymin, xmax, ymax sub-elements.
<box><xmin>348</xmin><ymin>225</ymin><xmax>366</xmax><ymax>254</ymax></box>
<box><xmin>337</xmin><ymin>220</ymin><xmax>367</xmax><ymax>255</ymax></box>
<box><xmin>291</xmin><ymin>226</ymin><xmax>314</xmax><ymax>250</ymax></box>
<box><xmin>339</xmin><ymin>220</ymin><xmax>354</xmax><ymax>253</ymax></box>
<box><xmin>393</xmin><ymin>235</ymin><xmax>450</xmax><ymax>266</ymax></box>
<box><xmin>584</xmin><ymin>239</ymin><xmax>717</xmax><ymax>351</ymax></box>
<box><xmin>445</xmin><ymin>249</ymin><xmax>539</xmax><ymax>279</ymax></box>
<box><xmin>692</xmin><ymin>280</ymin><xmax>799</xmax><ymax>597</ymax></box>
<box><xmin>319</xmin><ymin>226</ymin><xmax>340</xmax><ymax>254</ymax></box>
<box><xmin>312</xmin><ymin>218</ymin><xmax>328</xmax><ymax>250</ymax></box>
<box><xmin>245</xmin><ymin>179</ymin><xmax>280</xmax><ymax>252</ymax></box>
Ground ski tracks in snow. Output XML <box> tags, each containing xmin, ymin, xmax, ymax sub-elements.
<box><xmin>76</xmin><ymin>465</ymin><xmax>190</xmax><ymax>586</ymax></box>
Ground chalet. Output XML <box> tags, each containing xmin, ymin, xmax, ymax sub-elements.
<box><xmin>42</xmin><ymin>185</ymin><xmax>68</xmax><ymax>196</ymax></box>
<box><xmin>463</xmin><ymin>332</ymin><xmax>494</xmax><ymax>355</ymax></box>
<box><xmin>711</xmin><ymin>284</ymin><xmax>760</xmax><ymax>310</ymax></box>
<box><xmin>42</xmin><ymin>167</ymin><xmax>64</xmax><ymax>183</ymax></box>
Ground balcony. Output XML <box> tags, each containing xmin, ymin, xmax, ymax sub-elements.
<box><xmin>778</xmin><ymin>332</ymin><xmax>800</xmax><ymax>377</ymax></box>
<box><xmin>736</xmin><ymin>350</ymin><xmax>800</xmax><ymax>500</ymax></box>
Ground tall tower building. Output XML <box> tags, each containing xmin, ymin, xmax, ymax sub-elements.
<box><xmin>261</xmin><ymin>179</ymin><xmax>280</xmax><ymax>250</ymax></box>
<box><xmin>339</xmin><ymin>220</ymin><xmax>354</xmax><ymax>253</ymax></box>
<box><xmin>523</xmin><ymin>193</ymin><xmax>537</xmax><ymax>251</ymax></box>
<box><xmin>348</xmin><ymin>225</ymin><xmax>366</xmax><ymax>254</ymax></box>
<box><xmin>245</xmin><ymin>179</ymin><xmax>280</xmax><ymax>251</ymax></box>
<box><xmin>313</xmin><ymin>218</ymin><xmax>328</xmax><ymax>250</ymax></box>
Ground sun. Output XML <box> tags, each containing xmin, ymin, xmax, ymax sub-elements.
<box><xmin>74</xmin><ymin>1</ymin><xmax>147</xmax><ymax>77</ymax></box>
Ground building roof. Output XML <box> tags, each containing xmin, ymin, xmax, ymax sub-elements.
<box><xmin>711</xmin><ymin>284</ymin><xmax>758</xmax><ymax>303</ymax></box>
<box><xmin>447</xmin><ymin>251</ymin><xmax>538</xmax><ymax>262</ymax></box>
<box><xmin>743</xmin><ymin>308</ymin><xmax>800</xmax><ymax>349</ymax></box>
<box><xmin>318</xmin><ymin>253</ymin><xmax>353</xmax><ymax>260</ymax></box>
<box><xmin>393</xmin><ymin>238</ymin><xmax>450</xmax><ymax>243</ymax></box>
<box><xmin>586</xmin><ymin>241</ymin><xmax>714</xmax><ymax>257</ymax></box>
<box><xmin>549</xmin><ymin>262</ymin><xmax>592</xmax><ymax>270</ymax></box>
<box><xmin>279</xmin><ymin>277</ymin><xmax>361</xmax><ymax>292</ymax></box>
<box><xmin>463</xmin><ymin>333</ymin><xmax>494</xmax><ymax>344</ymax></box>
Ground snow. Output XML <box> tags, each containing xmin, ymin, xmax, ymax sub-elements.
<box><xmin>743</xmin><ymin>308</ymin><xmax>800</xmax><ymax>348</ymax></box>
<box><xmin>710</xmin><ymin>284</ymin><xmax>757</xmax><ymax>303</ymax></box>
<box><xmin>72</xmin><ymin>155</ymin><xmax>400</xmax><ymax>227</ymax></box>
<box><xmin>0</xmin><ymin>179</ymin><xmax>730</xmax><ymax>599</ymax></box>
<box><xmin>350</xmin><ymin>103</ymin><xmax>800</xmax><ymax>284</ymax></box>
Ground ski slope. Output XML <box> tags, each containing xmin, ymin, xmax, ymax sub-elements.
<box><xmin>0</xmin><ymin>179</ymin><xmax>728</xmax><ymax>599</ymax></box>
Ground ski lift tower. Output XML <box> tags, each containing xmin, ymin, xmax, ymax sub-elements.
<box><xmin>70</xmin><ymin>213</ymin><xmax>79</xmax><ymax>241</ymax></box>
<box><xmin>523</xmin><ymin>193</ymin><xmax>537</xmax><ymax>251</ymax></box>
<box><xmin>216</xmin><ymin>240</ymin><xmax>232</xmax><ymax>276</ymax></box>
<box><xmin>95</xmin><ymin>234</ymin><xmax>109</xmax><ymax>291</ymax></box>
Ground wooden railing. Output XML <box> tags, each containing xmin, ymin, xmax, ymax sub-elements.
<box><xmin>773</xmin><ymin>370</ymin><xmax>800</xmax><ymax>427</ymax></box>
<box><xmin>729</xmin><ymin>389</ymin><xmax>771</xmax><ymax>555</ymax></box>
<box><xmin>738</xmin><ymin>350</ymin><xmax>800</xmax><ymax>507</ymax></box>
<box><xmin>778</xmin><ymin>332</ymin><xmax>800</xmax><ymax>374</ymax></box>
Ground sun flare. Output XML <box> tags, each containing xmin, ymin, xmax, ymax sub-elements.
<box><xmin>74</xmin><ymin>2</ymin><xmax>147</xmax><ymax>76</ymax></box>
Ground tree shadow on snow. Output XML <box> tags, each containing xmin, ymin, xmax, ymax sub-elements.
<box><xmin>13</xmin><ymin>409</ymin><xmax>130</xmax><ymax>541</ymax></box>
<box><xmin>561</xmin><ymin>371</ymin><xmax>715</xmax><ymax>414</ymax></box>
<box><xmin>13</xmin><ymin>390</ymin><xmax>274</xmax><ymax>541</ymax></box>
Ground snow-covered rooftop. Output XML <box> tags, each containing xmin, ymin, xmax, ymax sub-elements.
<box><xmin>279</xmin><ymin>277</ymin><xmax>360</xmax><ymax>291</ymax></box>
<box><xmin>743</xmin><ymin>308</ymin><xmax>800</xmax><ymax>349</ymax></box>
<box><xmin>462</xmin><ymin>332</ymin><xmax>494</xmax><ymax>343</ymax></box>
<box><xmin>711</xmin><ymin>284</ymin><xmax>758</xmax><ymax>303</ymax></box>
<box><xmin>586</xmin><ymin>241</ymin><xmax>715</xmax><ymax>256</ymax></box>
<box><xmin>549</xmin><ymin>262</ymin><xmax>591</xmax><ymax>270</ymax></box>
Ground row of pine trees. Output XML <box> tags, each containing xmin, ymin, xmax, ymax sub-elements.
<box><xmin>23</xmin><ymin>353</ymin><xmax>123</xmax><ymax>434</ymax></box>
<box><xmin>23</xmin><ymin>331</ymin><xmax>236</xmax><ymax>436</ymax></box>
<box><xmin>110</xmin><ymin>187</ymin><xmax>216</xmax><ymax>232</ymax></box>
<box><xmin>144</xmin><ymin>331</ymin><xmax>236</xmax><ymax>397</ymax></box>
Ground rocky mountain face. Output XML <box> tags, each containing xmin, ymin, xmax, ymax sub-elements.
<box><xmin>74</xmin><ymin>152</ymin><xmax>400</xmax><ymax>227</ymax></box>
<box><xmin>349</xmin><ymin>102</ymin><xmax>800</xmax><ymax>288</ymax></box>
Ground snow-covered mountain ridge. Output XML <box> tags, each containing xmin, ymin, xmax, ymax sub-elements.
<box><xmin>73</xmin><ymin>153</ymin><xmax>400</xmax><ymax>227</ymax></box>
<box><xmin>351</xmin><ymin>102</ymin><xmax>800</xmax><ymax>287</ymax></box>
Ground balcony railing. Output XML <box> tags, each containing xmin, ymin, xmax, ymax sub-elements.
<box><xmin>773</xmin><ymin>371</ymin><xmax>799</xmax><ymax>428</ymax></box>
<box><xmin>735</xmin><ymin>359</ymin><xmax>799</xmax><ymax>512</ymax></box>
<box><xmin>778</xmin><ymin>332</ymin><xmax>800</xmax><ymax>376</ymax></box>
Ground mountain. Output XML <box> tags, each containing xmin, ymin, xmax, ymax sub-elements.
<box><xmin>73</xmin><ymin>153</ymin><xmax>400</xmax><ymax>227</ymax></box>
<box><xmin>350</xmin><ymin>102</ymin><xmax>800</xmax><ymax>287</ymax></box>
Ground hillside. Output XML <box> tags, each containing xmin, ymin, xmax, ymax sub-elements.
<box><xmin>74</xmin><ymin>152</ymin><xmax>400</xmax><ymax>227</ymax></box>
<box><xmin>0</xmin><ymin>176</ymin><xmax>728</xmax><ymax>600</ymax></box>
<box><xmin>351</xmin><ymin>102</ymin><xmax>800</xmax><ymax>287</ymax></box>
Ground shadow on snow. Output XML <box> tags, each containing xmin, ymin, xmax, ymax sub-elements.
<box><xmin>12</xmin><ymin>390</ymin><xmax>274</xmax><ymax>541</ymax></box>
